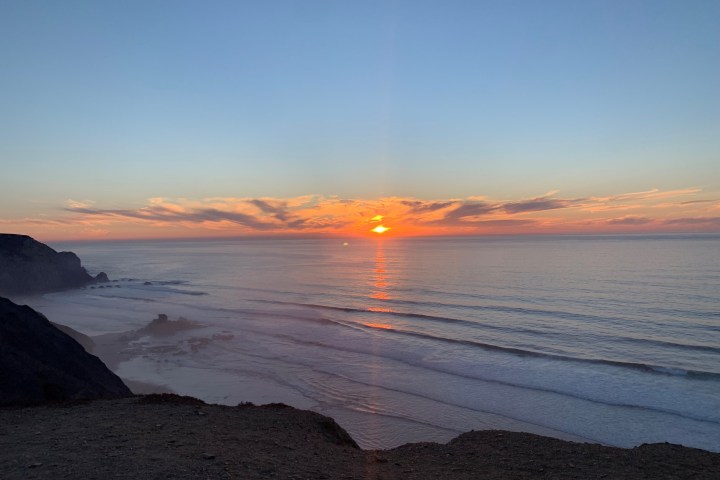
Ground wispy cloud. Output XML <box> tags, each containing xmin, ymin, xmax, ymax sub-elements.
<box><xmin>680</xmin><ymin>199</ymin><xmax>717</xmax><ymax>205</ymax></box>
<box><xmin>65</xmin><ymin>199</ymin><xmax>96</xmax><ymax>209</ymax></box>
<box><xmin>439</xmin><ymin>202</ymin><xmax>498</xmax><ymax>223</ymax></box>
<box><xmin>2</xmin><ymin>187</ymin><xmax>718</xmax><ymax>240</ymax></box>
<box><xmin>0</xmin><ymin>217</ymin><xmax>66</xmax><ymax>226</ymax></box>
<box><xmin>502</xmin><ymin>196</ymin><xmax>583</xmax><ymax>214</ymax></box>
<box><xmin>65</xmin><ymin>204</ymin><xmax>281</xmax><ymax>230</ymax></box>
<box><xmin>606</xmin><ymin>216</ymin><xmax>653</xmax><ymax>225</ymax></box>
<box><xmin>592</xmin><ymin>188</ymin><xmax>701</xmax><ymax>203</ymax></box>
<box><xmin>400</xmin><ymin>200</ymin><xmax>455</xmax><ymax>213</ymax></box>
<box><xmin>663</xmin><ymin>217</ymin><xmax>720</xmax><ymax>226</ymax></box>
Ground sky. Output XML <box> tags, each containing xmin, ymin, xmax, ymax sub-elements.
<box><xmin>1</xmin><ymin>0</ymin><xmax>718</xmax><ymax>241</ymax></box>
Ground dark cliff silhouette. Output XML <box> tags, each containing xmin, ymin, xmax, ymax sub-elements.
<box><xmin>0</xmin><ymin>233</ymin><xmax>108</xmax><ymax>296</ymax></box>
<box><xmin>0</xmin><ymin>296</ymin><xmax>131</xmax><ymax>405</ymax></box>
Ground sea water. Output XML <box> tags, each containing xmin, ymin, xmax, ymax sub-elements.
<box><xmin>26</xmin><ymin>235</ymin><xmax>720</xmax><ymax>451</ymax></box>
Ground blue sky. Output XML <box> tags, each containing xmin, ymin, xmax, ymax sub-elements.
<box><xmin>1</xmin><ymin>1</ymin><xmax>719</xmax><ymax>239</ymax></box>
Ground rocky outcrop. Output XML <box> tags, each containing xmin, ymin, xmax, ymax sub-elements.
<box><xmin>0</xmin><ymin>296</ymin><xmax>131</xmax><ymax>405</ymax></box>
<box><xmin>136</xmin><ymin>313</ymin><xmax>204</xmax><ymax>336</ymax></box>
<box><xmin>0</xmin><ymin>234</ymin><xmax>108</xmax><ymax>296</ymax></box>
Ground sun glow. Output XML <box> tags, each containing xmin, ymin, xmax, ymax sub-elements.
<box><xmin>371</xmin><ymin>225</ymin><xmax>391</xmax><ymax>234</ymax></box>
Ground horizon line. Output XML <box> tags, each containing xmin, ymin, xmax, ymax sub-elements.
<box><xmin>41</xmin><ymin>230</ymin><xmax>720</xmax><ymax>245</ymax></box>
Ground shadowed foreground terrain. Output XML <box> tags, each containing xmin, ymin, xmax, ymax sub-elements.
<box><xmin>1</xmin><ymin>395</ymin><xmax>717</xmax><ymax>480</ymax></box>
<box><xmin>0</xmin><ymin>297</ymin><xmax>131</xmax><ymax>405</ymax></box>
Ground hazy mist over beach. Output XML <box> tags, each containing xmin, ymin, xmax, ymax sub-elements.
<box><xmin>2</xmin><ymin>1</ymin><xmax>719</xmax><ymax>455</ymax></box>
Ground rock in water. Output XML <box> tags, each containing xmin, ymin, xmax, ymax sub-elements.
<box><xmin>94</xmin><ymin>272</ymin><xmax>110</xmax><ymax>283</ymax></box>
<box><xmin>0</xmin><ymin>233</ymin><xmax>108</xmax><ymax>296</ymax></box>
<box><xmin>0</xmin><ymin>296</ymin><xmax>131</xmax><ymax>405</ymax></box>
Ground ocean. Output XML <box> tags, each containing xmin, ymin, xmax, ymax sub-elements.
<box><xmin>26</xmin><ymin>234</ymin><xmax>720</xmax><ymax>451</ymax></box>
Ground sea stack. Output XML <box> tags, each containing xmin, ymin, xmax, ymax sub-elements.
<box><xmin>0</xmin><ymin>233</ymin><xmax>108</xmax><ymax>296</ymax></box>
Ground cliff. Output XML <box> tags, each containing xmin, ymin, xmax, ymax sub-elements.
<box><xmin>0</xmin><ymin>296</ymin><xmax>131</xmax><ymax>405</ymax></box>
<box><xmin>0</xmin><ymin>233</ymin><xmax>108</xmax><ymax>296</ymax></box>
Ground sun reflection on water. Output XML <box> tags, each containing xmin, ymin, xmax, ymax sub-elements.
<box><xmin>369</xmin><ymin>241</ymin><xmax>393</xmax><ymax>304</ymax></box>
<box><xmin>363</xmin><ymin>240</ymin><xmax>401</xmax><ymax>451</ymax></box>
<box><xmin>363</xmin><ymin>322</ymin><xmax>393</xmax><ymax>329</ymax></box>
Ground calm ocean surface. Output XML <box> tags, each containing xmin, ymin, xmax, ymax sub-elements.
<box><xmin>29</xmin><ymin>235</ymin><xmax>720</xmax><ymax>451</ymax></box>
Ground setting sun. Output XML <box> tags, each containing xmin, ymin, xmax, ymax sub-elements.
<box><xmin>371</xmin><ymin>225</ymin><xmax>391</xmax><ymax>234</ymax></box>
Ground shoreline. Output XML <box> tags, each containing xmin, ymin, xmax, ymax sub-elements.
<box><xmin>89</xmin><ymin>329</ymin><xmax>601</xmax><ymax>451</ymax></box>
<box><xmin>91</xmin><ymin>332</ymin><xmax>175</xmax><ymax>395</ymax></box>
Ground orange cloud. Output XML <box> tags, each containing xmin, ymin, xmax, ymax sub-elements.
<box><xmin>2</xmin><ymin>187</ymin><xmax>718</xmax><ymax>241</ymax></box>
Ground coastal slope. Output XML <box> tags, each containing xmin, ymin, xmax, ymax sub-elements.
<box><xmin>1</xmin><ymin>394</ymin><xmax>718</xmax><ymax>480</ymax></box>
<box><xmin>0</xmin><ymin>296</ymin><xmax>131</xmax><ymax>405</ymax></box>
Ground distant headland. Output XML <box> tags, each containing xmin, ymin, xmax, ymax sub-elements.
<box><xmin>0</xmin><ymin>233</ymin><xmax>108</xmax><ymax>297</ymax></box>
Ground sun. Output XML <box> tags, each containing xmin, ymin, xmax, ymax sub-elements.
<box><xmin>371</xmin><ymin>225</ymin><xmax>391</xmax><ymax>234</ymax></box>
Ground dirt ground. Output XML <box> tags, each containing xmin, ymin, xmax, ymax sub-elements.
<box><xmin>1</xmin><ymin>395</ymin><xmax>718</xmax><ymax>480</ymax></box>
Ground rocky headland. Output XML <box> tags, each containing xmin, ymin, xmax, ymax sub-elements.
<box><xmin>0</xmin><ymin>233</ymin><xmax>108</xmax><ymax>297</ymax></box>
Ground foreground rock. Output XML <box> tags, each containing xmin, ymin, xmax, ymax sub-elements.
<box><xmin>0</xmin><ymin>233</ymin><xmax>108</xmax><ymax>296</ymax></box>
<box><xmin>0</xmin><ymin>395</ymin><xmax>717</xmax><ymax>480</ymax></box>
<box><xmin>0</xmin><ymin>297</ymin><xmax>131</xmax><ymax>405</ymax></box>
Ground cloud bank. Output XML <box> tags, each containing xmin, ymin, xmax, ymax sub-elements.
<box><xmin>2</xmin><ymin>188</ymin><xmax>718</xmax><ymax>240</ymax></box>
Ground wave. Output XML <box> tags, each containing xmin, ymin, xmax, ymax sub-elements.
<box><xmin>252</xmin><ymin>299</ymin><xmax>551</xmax><ymax>335</ymax></box>
<box><xmin>381</xmin><ymin>296</ymin><xmax>720</xmax><ymax>332</ymax></box>
<box><xmin>75</xmin><ymin>288</ymin><xmax>720</xmax><ymax>380</ymax></box>
<box><xmin>254</xmin><ymin>299</ymin><xmax>720</xmax><ymax>358</ymax></box>
<box><xmin>237</xmin><ymin>330</ymin><xmax>720</xmax><ymax>426</ymax></box>
<box><xmin>352</xmin><ymin>321</ymin><xmax>720</xmax><ymax>380</ymax></box>
<box><xmin>303</xmin><ymin>368</ymin><xmax>583</xmax><ymax>436</ymax></box>
<box><xmin>79</xmin><ymin>290</ymin><xmax>720</xmax><ymax>379</ymax></box>
<box><xmin>215</xmin><ymin>282</ymin><xmax>719</xmax><ymax>332</ymax></box>
<box><xmin>97</xmin><ymin>294</ymin><xmax>160</xmax><ymax>303</ymax></box>
<box><xmin>242</xmin><ymin>283</ymin><xmax>718</xmax><ymax>332</ymax></box>
<box><xmin>621</xmin><ymin>336</ymin><xmax>720</xmax><ymax>355</ymax></box>
<box><xmin>235</xmin><ymin>299</ymin><xmax>720</xmax><ymax>381</ymax></box>
<box><xmin>127</xmin><ymin>285</ymin><xmax>208</xmax><ymax>296</ymax></box>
